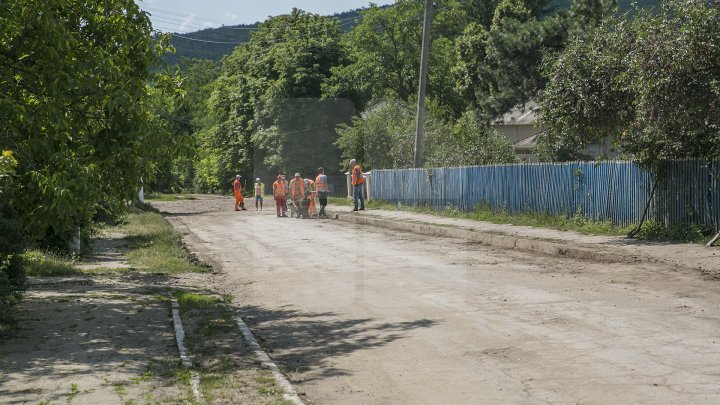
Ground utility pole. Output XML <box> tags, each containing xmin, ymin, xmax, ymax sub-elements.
<box><xmin>413</xmin><ymin>0</ymin><xmax>433</xmax><ymax>168</ymax></box>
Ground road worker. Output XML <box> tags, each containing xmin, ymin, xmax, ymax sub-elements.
<box><xmin>304</xmin><ymin>177</ymin><xmax>316</xmax><ymax>218</ymax></box>
<box><xmin>254</xmin><ymin>177</ymin><xmax>264</xmax><ymax>211</ymax></box>
<box><xmin>232</xmin><ymin>174</ymin><xmax>246</xmax><ymax>211</ymax></box>
<box><xmin>315</xmin><ymin>167</ymin><xmax>329</xmax><ymax>219</ymax></box>
<box><xmin>289</xmin><ymin>173</ymin><xmax>306</xmax><ymax>218</ymax></box>
<box><xmin>272</xmin><ymin>175</ymin><xmax>287</xmax><ymax>217</ymax></box>
<box><xmin>349</xmin><ymin>159</ymin><xmax>365</xmax><ymax>211</ymax></box>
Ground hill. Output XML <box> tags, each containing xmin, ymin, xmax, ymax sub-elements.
<box><xmin>161</xmin><ymin>8</ymin><xmax>364</xmax><ymax>66</ymax></box>
<box><xmin>161</xmin><ymin>1</ymin><xmax>659</xmax><ymax>66</ymax></box>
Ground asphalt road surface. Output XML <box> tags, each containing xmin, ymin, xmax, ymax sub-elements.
<box><xmin>156</xmin><ymin>196</ymin><xmax>720</xmax><ymax>405</ymax></box>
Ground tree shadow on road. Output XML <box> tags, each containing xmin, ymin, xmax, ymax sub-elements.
<box><xmin>239</xmin><ymin>305</ymin><xmax>438</xmax><ymax>382</ymax></box>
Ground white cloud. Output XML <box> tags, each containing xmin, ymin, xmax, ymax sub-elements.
<box><xmin>202</xmin><ymin>21</ymin><xmax>220</xmax><ymax>28</ymax></box>
<box><xmin>224</xmin><ymin>12</ymin><xmax>238</xmax><ymax>21</ymax></box>
<box><xmin>178</xmin><ymin>14</ymin><xmax>195</xmax><ymax>33</ymax></box>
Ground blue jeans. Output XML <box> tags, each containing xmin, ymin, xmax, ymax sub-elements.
<box><xmin>353</xmin><ymin>184</ymin><xmax>365</xmax><ymax>210</ymax></box>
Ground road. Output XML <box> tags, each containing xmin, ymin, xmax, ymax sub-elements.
<box><xmin>156</xmin><ymin>196</ymin><xmax>720</xmax><ymax>404</ymax></box>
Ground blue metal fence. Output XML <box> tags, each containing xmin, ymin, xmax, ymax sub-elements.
<box><xmin>370</xmin><ymin>161</ymin><xmax>720</xmax><ymax>228</ymax></box>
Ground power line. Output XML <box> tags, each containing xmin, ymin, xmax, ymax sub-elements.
<box><xmin>143</xmin><ymin>5</ymin><xmax>367</xmax><ymax>32</ymax></box>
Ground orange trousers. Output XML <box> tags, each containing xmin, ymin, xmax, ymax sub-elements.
<box><xmin>234</xmin><ymin>191</ymin><xmax>244</xmax><ymax>210</ymax></box>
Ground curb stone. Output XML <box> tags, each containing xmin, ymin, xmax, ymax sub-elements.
<box><xmin>333</xmin><ymin>211</ymin><xmax>652</xmax><ymax>266</ymax></box>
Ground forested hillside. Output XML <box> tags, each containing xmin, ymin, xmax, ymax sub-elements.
<box><xmin>162</xmin><ymin>1</ymin><xmax>658</xmax><ymax>65</ymax></box>
<box><xmin>161</xmin><ymin>8</ymin><xmax>368</xmax><ymax>65</ymax></box>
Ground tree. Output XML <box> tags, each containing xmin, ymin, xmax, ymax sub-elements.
<box><xmin>204</xmin><ymin>9</ymin><xmax>350</xmax><ymax>183</ymax></box>
<box><xmin>335</xmin><ymin>99</ymin><xmax>516</xmax><ymax>169</ymax></box>
<box><xmin>453</xmin><ymin>0</ymin><xmax>569</xmax><ymax>119</ymax></box>
<box><xmin>540</xmin><ymin>0</ymin><xmax>720</xmax><ymax>165</ymax></box>
<box><xmin>324</xmin><ymin>0</ymin><xmax>468</xmax><ymax>114</ymax></box>
<box><xmin>0</xmin><ymin>0</ymin><xmax>181</xmax><ymax>246</ymax></box>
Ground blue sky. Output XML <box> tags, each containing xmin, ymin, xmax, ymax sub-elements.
<box><xmin>135</xmin><ymin>0</ymin><xmax>395</xmax><ymax>33</ymax></box>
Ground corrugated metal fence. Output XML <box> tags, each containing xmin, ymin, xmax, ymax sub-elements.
<box><xmin>370</xmin><ymin>160</ymin><xmax>720</xmax><ymax>228</ymax></box>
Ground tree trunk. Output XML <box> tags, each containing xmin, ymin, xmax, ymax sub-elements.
<box><xmin>626</xmin><ymin>176</ymin><xmax>659</xmax><ymax>239</ymax></box>
<box><xmin>707</xmin><ymin>231</ymin><xmax>720</xmax><ymax>247</ymax></box>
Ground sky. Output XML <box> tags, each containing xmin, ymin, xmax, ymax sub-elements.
<box><xmin>135</xmin><ymin>0</ymin><xmax>396</xmax><ymax>34</ymax></box>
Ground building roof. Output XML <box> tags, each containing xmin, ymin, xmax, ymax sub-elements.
<box><xmin>512</xmin><ymin>131</ymin><xmax>543</xmax><ymax>152</ymax></box>
<box><xmin>491</xmin><ymin>101</ymin><xmax>540</xmax><ymax>126</ymax></box>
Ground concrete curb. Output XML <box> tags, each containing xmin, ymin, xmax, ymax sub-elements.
<box><xmin>334</xmin><ymin>212</ymin><xmax>646</xmax><ymax>265</ymax></box>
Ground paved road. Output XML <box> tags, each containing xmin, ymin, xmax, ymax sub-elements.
<box><xmin>156</xmin><ymin>196</ymin><xmax>720</xmax><ymax>405</ymax></box>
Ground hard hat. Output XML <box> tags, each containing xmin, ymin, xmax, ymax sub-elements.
<box><xmin>294</xmin><ymin>173</ymin><xmax>301</xmax><ymax>177</ymax></box>
<box><xmin>256</xmin><ymin>177</ymin><xmax>260</xmax><ymax>181</ymax></box>
<box><xmin>349</xmin><ymin>159</ymin><xmax>357</xmax><ymax>164</ymax></box>
<box><xmin>236</xmin><ymin>174</ymin><xmax>241</xmax><ymax>179</ymax></box>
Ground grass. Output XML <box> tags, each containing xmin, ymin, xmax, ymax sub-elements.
<box><xmin>174</xmin><ymin>292</ymin><xmax>224</xmax><ymax>312</ymax></box>
<box><xmin>21</xmin><ymin>250</ymin><xmax>83</xmax><ymax>277</ymax></box>
<box><xmin>116</xmin><ymin>211</ymin><xmax>209</xmax><ymax>274</ymax></box>
<box><xmin>20</xmin><ymin>209</ymin><xmax>208</xmax><ymax>279</ymax></box>
<box><xmin>67</xmin><ymin>383</ymin><xmax>79</xmax><ymax>402</ymax></box>
<box><xmin>144</xmin><ymin>193</ymin><xmax>197</xmax><ymax>202</ymax></box>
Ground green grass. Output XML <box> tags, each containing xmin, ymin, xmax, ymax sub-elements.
<box><xmin>117</xmin><ymin>212</ymin><xmax>209</xmax><ymax>274</ymax></box>
<box><xmin>174</xmin><ymin>292</ymin><xmax>223</xmax><ymax>312</ymax></box>
<box><xmin>20</xmin><ymin>210</ymin><xmax>208</xmax><ymax>279</ymax></box>
<box><xmin>21</xmin><ymin>250</ymin><xmax>83</xmax><ymax>277</ymax></box>
<box><xmin>67</xmin><ymin>383</ymin><xmax>79</xmax><ymax>402</ymax></box>
<box><xmin>144</xmin><ymin>193</ymin><xmax>197</xmax><ymax>202</ymax></box>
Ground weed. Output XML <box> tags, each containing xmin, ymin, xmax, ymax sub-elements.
<box><xmin>174</xmin><ymin>292</ymin><xmax>223</xmax><ymax>311</ymax></box>
<box><xmin>21</xmin><ymin>250</ymin><xmax>82</xmax><ymax>277</ymax></box>
<box><xmin>255</xmin><ymin>376</ymin><xmax>275</xmax><ymax>384</ymax></box>
<box><xmin>258</xmin><ymin>385</ymin><xmax>282</xmax><ymax>396</ymax></box>
<box><xmin>67</xmin><ymin>383</ymin><xmax>79</xmax><ymax>402</ymax></box>
<box><xmin>144</xmin><ymin>193</ymin><xmax>197</xmax><ymax>202</ymax></box>
<box><xmin>113</xmin><ymin>382</ymin><xmax>127</xmax><ymax>397</ymax></box>
<box><xmin>129</xmin><ymin>370</ymin><xmax>153</xmax><ymax>384</ymax></box>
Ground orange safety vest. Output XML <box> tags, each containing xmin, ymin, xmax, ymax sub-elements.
<box><xmin>272</xmin><ymin>180</ymin><xmax>287</xmax><ymax>197</ymax></box>
<box><xmin>315</xmin><ymin>174</ymin><xmax>328</xmax><ymax>192</ymax></box>
<box><xmin>351</xmin><ymin>164</ymin><xmax>365</xmax><ymax>186</ymax></box>
<box><xmin>233</xmin><ymin>179</ymin><xmax>243</xmax><ymax>193</ymax></box>
<box><xmin>290</xmin><ymin>178</ymin><xmax>305</xmax><ymax>199</ymax></box>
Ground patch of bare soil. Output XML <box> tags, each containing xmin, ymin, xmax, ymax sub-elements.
<box><xmin>0</xmin><ymin>225</ymin><xmax>295</xmax><ymax>405</ymax></box>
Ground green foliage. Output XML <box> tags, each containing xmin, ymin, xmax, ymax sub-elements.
<box><xmin>1</xmin><ymin>0</ymin><xmax>184</xmax><ymax>248</ymax></box>
<box><xmin>324</xmin><ymin>0</ymin><xmax>467</xmax><ymax>113</ymax></box>
<box><xmin>453</xmin><ymin>0</ymin><xmax>570</xmax><ymax>119</ymax></box>
<box><xmin>541</xmin><ymin>0</ymin><xmax>720</xmax><ymax>165</ymax></box>
<box><xmin>335</xmin><ymin>99</ymin><xmax>516</xmax><ymax>170</ymax></box>
<box><xmin>0</xmin><ymin>150</ymin><xmax>24</xmax><ymax>315</ymax></box>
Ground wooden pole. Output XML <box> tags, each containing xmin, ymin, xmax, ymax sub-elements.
<box><xmin>413</xmin><ymin>0</ymin><xmax>433</xmax><ymax>168</ymax></box>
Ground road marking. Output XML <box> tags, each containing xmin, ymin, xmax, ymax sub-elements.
<box><xmin>171</xmin><ymin>299</ymin><xmax>204</xmax><ymax>404</ymax></box>
<box><xmin>235</xmin><ymin>316</ymin><xmax>305</xmax><ymax>405</ymax></box>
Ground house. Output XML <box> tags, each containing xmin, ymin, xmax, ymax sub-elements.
<box><xmin>490</xmin><ymin>101</ymin><xmax>544</xmax><ymax>162</ymax></box>
<box><xmin>491</xmin><ymin>101</ymin><xmax>616</xmax><ymax>162</ymax></box>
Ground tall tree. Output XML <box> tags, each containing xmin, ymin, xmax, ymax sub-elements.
<box><xmin>540</xmin><ymin>0</ymin><xmax>720</xmax><ymax>165</ymax></box>
<box><xmin>0</xmin><ymin>0</ymin><xmax>181</xmax><ymax>246</ymax></box>
<box><xmin>324</xmin><ymin>0</ymin><xmax>468</xmax><ymax>114</ymax></box>
<box><xmin>453</xmin><ymin>0</ymin><xmax>569</xmax><ymax>119</ymax></box>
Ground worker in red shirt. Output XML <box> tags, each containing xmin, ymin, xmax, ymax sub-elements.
<box><xmin>232</xmin><ymin>174</ymin><xmax>246</xmax><ymax>211</ymax></box>
<box><xmin>272</xmin><ymin>175</ymin><xmax>288</xmax><ymax>217</ymax></box>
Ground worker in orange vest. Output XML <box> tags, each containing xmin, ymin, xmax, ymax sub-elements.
<box><xmin>289</xmin><ymin>173</ymin><xmax>306</xmax><ymax>218</ymax></box>
<box><xmin>304</xmin><ymin>177</ymin><xmax>317</xmax><ymax>217</ymax></box>
<box><xmin>350</xmin><ymin>159</ymin><xmax>365</xmax><ymax>211</ymax></box>
<box><xmin>232</xmin><ymin>174</ymin><xmax>246</xmax><ymax>211</ymax></box>
<box><xmin>272</xmin><ymin>175</ymin><xmax>288</xmax><ymax>217</ymax></box>
<box><xmin>315</xmin><ymin>167</ymin><xmax>329</xmax><ymax>219</ymax></box>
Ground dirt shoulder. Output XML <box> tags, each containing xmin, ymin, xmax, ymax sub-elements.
<box><xmin>328</xmin><ymin>204</ymin><xmax>720</xmax><ymax>275</ymax></box>
<box><xmin>0</xmin><ymin>209</ymin><xmax>296</xmax><ymax>405</ymax></box>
